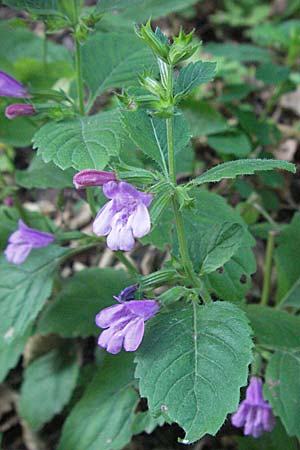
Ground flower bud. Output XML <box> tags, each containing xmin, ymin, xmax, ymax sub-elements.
<box><xmin>0</xmin><ymin>71</ymin><xmax>30</xmax><ymax>98</ymax></box>
<box><xmin>135</xmin><ymin>19</ymin><xmax>169</xmax><ymax>61</ymax></box>
<box><xmin>5</xmin><ymin>103</ymin><xmax>35</xmax><ymax>120</ymax></box>
<box><xmin>168</xmin><ymin>28</ymin><xmax>200</xmax><ymax>65</ymax></box>
<box><xmin>138</xmin><ymin>74</ymin><xmax>166</xmax><ymax>99</ymax></box>
<box><xmin>73</xmin><ymin>170</ymin><xmax>117</xmax><ymax>189</ymax></box>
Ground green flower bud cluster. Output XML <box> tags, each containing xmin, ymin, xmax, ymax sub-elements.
<box><xmin>136</xmin><ymin>19</ymin><xmax>200</xmax><ymax>66</ymax></box>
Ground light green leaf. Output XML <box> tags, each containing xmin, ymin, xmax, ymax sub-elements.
<box><xmin>200</xmin><ymin>222</ymin><xmax>245</xmax><ymax>274</ymax></box>
<box><xmin>193</xmin><ymin>159</ymin><xmax>296</xmax><ymax>185</ymax></box>
<box><xmin>122</xmin><ymin>111</ymin><xmax>190</xmax><ymax>171</ymax></box>
<box><xmin>275</xmin><ymin>213</ymin><xmax>300</xmax><ymax>307</ymax></box>
<box><xmin>0</xmin><ymin>107</ymin><xmax>37</xmax><ymax>148</ymax></box>
<box><xmin>58</xmin><ymin>353</ymin><xmax>139</xmax><ymax>450</ymax></box>
<box><xmin>175</xmin><ymin>61</ymin><xmax>216</xmax><ymax>97</ymax></box>
<box><xmin>37</xmin><ymin>268</ymin><xmax>131</xmax><ymax>338</ymax></box>
<box><xmin>19</xmin><ymin>344</ymin><xmax>79</xmax><ymax>430</ymax></box>
<box><xmin>3</xmin><ymin>0</ymin><xmax>63</xmax><ymax>15</ymax></box>
<box><xmin>265</xmin><ymin>350</ymin><xmax>300</xmax><ymax>438</ymax></box>
<box><xmin>205</xmin><ymin>42</ymin><xmax>272</xmax><ymax>63</ymax></box>
<box><xmin>245</xmin><ymin>305</ymin><xmax>300</xmax><ymax>351</ymax></box>
<box><xmin>0</xmin><ymin>246</ymin><xmax>69</xmax><ymax>338</ymax></box>
<box><xmin>135</xmin><ymin>301</ymin><xmax>253</xmax><ymax>443</ymax></box>
<box><xmin>132</xmin><ymin>411</ymin><xmax>164</xmax><ymax>435</ymax></box>
<box><xmin>183</xmin><ymin>100</ymin><xmax>228</xmax><ymax>137</ymax></box>
<box><xmin>0</xmin><ymin>22</ymin><xmax>70</xmax><ymax>64</ymax></box>
<box><xmin>0</xmin><ymin>325</ymin><xmax>32</xmax><ymax>382</ymax></box>
<box><xmin>118</xmin><ymin>0</ymin><xmax>201</xmax><ymax>21</ymax></box>
<box><xmin>82</xmin><ymin>32</ymin><xmax>155</xmax><ymax>104</ymax></box>
<box><xmin>16</xmin><ymin>154</ymin><xmax>75</xmax><ymax>189</ymax></box>
<box><xmin>33</xmin><ymin>110</ymin><xmax>125</xmax><ymax>170</ymax></box>
<box><xmin>207</xmin><ymin>131</ymin><xmax>252</xmax><ymax>157</ymax></box>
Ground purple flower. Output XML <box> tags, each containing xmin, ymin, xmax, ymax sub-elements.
<box><xmin>231</xmin><ymin>377</ymin><xmax>276</xmax><ymax>438</ymax></box>
<box><xmin>5</xmin><ymin>103</ymin><xmax>35</xmax><ymax>119</ymax></box>
<box><xmin>93</xmin><ymin>181</ymin><xmax>152</xmax><ymax>252</ymax></box>
<box><xmin>4</xmin><ymin>196</ymin><xmax>13</xmax><ymax>207</ymax></box>
<box><xmin>4</xmin><ymin>220</ymin><xmax>54</xmax><ymax>265</ymax></box>
<box><xmin>95</xmin><ymin>284</ymin><xmax>159</xmax><ymax>354</ymax></box>
<box><xmin>73</xmin><ymin>169</ymin><xmax>116</xmax><ymax>189</ymax></box>
<box><xmin>0</xmin><ymin>71</ymin><xmax>30</xmax><ymax>98</ymax></box>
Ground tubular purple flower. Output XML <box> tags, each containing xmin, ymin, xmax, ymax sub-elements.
<box><xmin>93</xmin><ymin>181</ymin><xmax>152</xmax><ymax>252</ymax></box>
<box><xmin>5</xmin><ymin>103</ymin><xmax>35</xmax><ymax>120</ymax></box>
<box><xmin>0</xmin><ymin>71</ymin><xmax>30</xmax><ymax>98</ymax></box>
<box><xmin>95</xmin><ymin>284</ymin><xmax>159</xmax><ymax>354</ymax></box>
<box><xmin>73</xmin><ymin>169</ymin><xmax>116</xmax><ymax>189</ymax></box>
<box><xmin>231</xmin><ymin>377</ymin><xmax>276</xmax><ymax>438</ymax></box>
<box><xmin>4</xmin><ymin>220</ymin><xmax>54</xmax><ymax>265</ymax></box>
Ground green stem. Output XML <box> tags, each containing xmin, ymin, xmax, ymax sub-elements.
<box><xmin>164</xmin><ymin>63</ymin><xmax>201</xmax><ymax>290</ymax></box>
<box><xmin>115</xmin><ymin>251</ymin><xmax>139</xmax><ymax>276</ymax></box>
<box><xmin>86</xmin><ymin>188</ymin><xmax>97</xmax><ymax>217</ymax></box>
<box><xmin>43</xmin><ymin>28</ymin><xmax>48</xmax><ymax>68</ymax></box>
<box><xmin>261</xmin><ymin>230</ymin><xmax>275</xmax><ymax>306</ymax></box>
<box><xmin>74</xmin><ymin>34</ymin><xmax>84</xmax><ymax>115</ymax></box>
<box><xmin>166</xmin><ymin>117</ymin><xmax>176</xmax><ymax>184</ymax></box>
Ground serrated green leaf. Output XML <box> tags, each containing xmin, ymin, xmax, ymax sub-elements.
<box><xmin>0</xmin><ymin>325</ymin><xmax>32</xmax><ymax>382</ymax></box>
<box><xmin>0</xmin><ymin>246</ymin><xmax>69</xmax><ymax>338</ymax></box>
<box><xmin>200</xmin><ymin>222</ymin><xmax>244</xmax><ymax>274</ymax></box>
<box><xmin>135</xmin><ymin>301</ymin><xmax>253</xmax><ymax>443</ymax></box>
<box><xmin>19</xmin><ymin>344</ymin><xmax>79</xmax><ymax>430</ymax></box>
<box><xmin>122</xmin><ymin>111</ymin><xmax>190</xmax><ymax>172</ymax></box>
<box><xmin>16</xmin><ymin>154</ymin><xmax>75</xmax><ymax>189</ymax></box>
<box><xmin>33</xmin><ymin>110</ymin><xmax>125</xmax><ymax>170</ymax></box>
<box><xmin>175</xmin><ymin>61</ymin><xmax>216</xmax><ymax>97</ymax></box>
<box><xmin>265</xmin><ymin>350</ymin><xmax>300</xmax><ymax>438</ymax></box>
<box><xmin>193</xmin><ymin>159</ymin><xmax>296</xmax><ymax>185</ymax></box>
<box><xmin>37</xmin><ymin>268</ymin><xmax>132</xmax><ymax>338</ymax></box>
<box><xmin>3</xmin><ymin>0</ymin><xmax>63</xmax><ymax>15</ymax></box>
<box><xmin>118</xmin><ymin>0</ymin><xmax>201</xmax><ymax>21</ymax></box>
<box><xmin>245</xmin><ymin>305</ymin><xmax>300</xmax><ymax>351</ymax></box>
<box><xmin>58</xmin><ymin>353</ymin><xmax>139</xmax><ymax>450</ymax></box>
<box><xmin>82</xmin><ymin>32</ymin><xmax>155</xmax><ymax>105</ymax></box>
<box><xmin>207</xmin><ymin>131</ymin><xmax>252</xmax><ymax>157</ymax></box>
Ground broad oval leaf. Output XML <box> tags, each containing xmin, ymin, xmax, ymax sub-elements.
<box><xmin>33</xmin><ymin>110</ymin><xmax>125</xmax><ymax>170</ymax></box>
<box><xmin>265</xmin><ymin>350</ymin><xmax>300</xmax><ymax>439</ymax></box>
<box><xmin>135</xmin><ymin>301</ymin><xmax>253</xmax><ymax>443</ymax></box>
<box><xmin>58</xmin><ymin>353</ymin><xmax>139</xmax><ymax>450</ymax></box>
<box><xmin>37</xmin><ymin>268</ymin><xmax>132</xmax><ymax>338</ymax></box>
<box><xmin>19</xmin><ymin>344</ymin><xmax>79</xmax><ymax>430</ymax></box>
<box><xmin>175</xmin><ymin>61</ymin><xmax>216</xmax><ymax>97</ymax></box>
<box><xmin>82</xmin><ymin>32</ymin><xmax>155</xmax><ymax>105</ymax></box>
<box><xmin>0</xmin><ymin>246</ymin><xmax>69</xmax><ymax>338</ymax></box>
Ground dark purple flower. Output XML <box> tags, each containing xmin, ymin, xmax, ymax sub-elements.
<box><xmin>0</xmin><ymin>71</ymin><xmax>30</xmax><ymax>98</ymax></box>
<box><xmin>73</xmin><ymin>169</ymin><xmax>116</xmax><ymax>189</ymax></box>
<box><xmin>5</xmin><ymin>103</ymin><xmax>35</xmax><ymax>119</ymax></box>
<box><xmin>93</xmin><ymin>181</ymin><xmax>152</xmax><ymax>252</ymax></box>
<box><xmin>231</xmin><ymin>377</ymin><xmax>276</xmax><ymax>438</ymax></box>
<box><xmin>95</xmin><ymin>284</ymin><xmax>159</xmax><ymax>354</ymax></box>
<box><xmin>4</xmin><ymin>219</ymin><xmax>54</xmax><ymax>265</ymax></box>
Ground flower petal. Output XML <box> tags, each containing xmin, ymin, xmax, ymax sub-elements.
<box><xmin>231</xmin><ymin>402</ymin><xmax>249</xmax><ymax>428</ymax></box>
<box><xmin>4</xmin><ymin>242</ymin><xmax>32</xmax><ymax>265</ymax></box>
<box><xmin>129</xmin><ymin>203</ymin><xmax>151</xmax><ymax>239</ymax></box>
<box><xmin>123</xmin><ymin>318</ymin><xmax>144</xmax><ymax>351</ymax></box>
<box><xmin>93</xmin><ymin>201</ymin><xmax>114</xmax><ymax>236</ymax></box>
<box><xmin>107</xmin><ymin>218</ymin><xmax>135</xmax><ymax>251</ymax></box>
<box><xmin>126</xmin><ymin>300</ymin><xmax>159</xmax><ymax>320</ymax></box>
<box><xmin>103</xmin><ymin>181</ymin><xmax>119</xmax><ymax>199</ymax></box>
<box><xmin>95</xmin><ymin>304</ymin><xmax>127</xmax><ymax>328</ymax></box>
<box><xmin>98</xmin><ymin>327</ymin><xmax>124</xmax><ymax>354</ymax></box>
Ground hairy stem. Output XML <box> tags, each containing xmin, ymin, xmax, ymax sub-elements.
<box><xmin>164</xmin><ymin>63</ymin><xmax>200</xmax><ymax>289</ymax></box>
<box><xmin>74</xmin><ymin>34</ymin><xmax>84</xmax><ymax>115</ymax></box>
